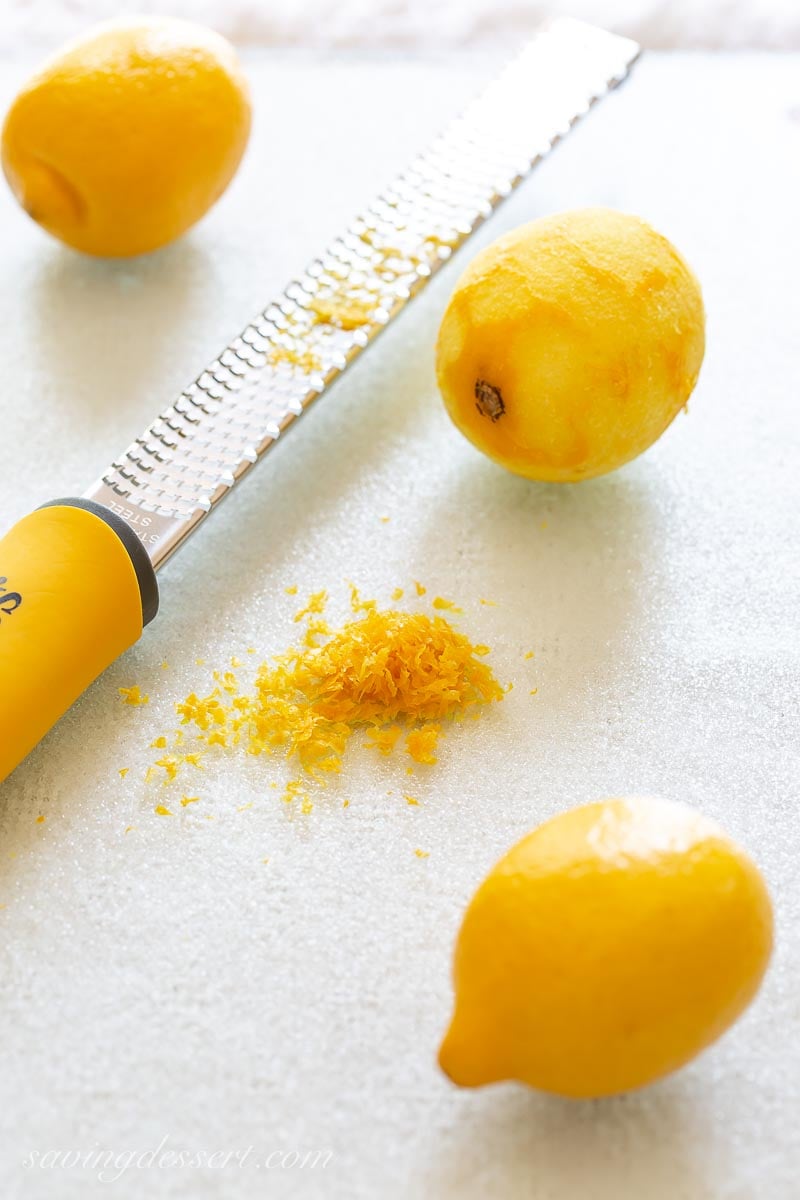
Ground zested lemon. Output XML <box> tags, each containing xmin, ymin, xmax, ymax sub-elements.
<box><xmin>2</xmin><ymin>18</ymin><xmax>251</xmax><ymax>257</ymax></box>
<box><xmin>439</xmin><ymin>796</ymin><xmax>772</xmax><ymax>1098</ymax></box>
<box><xmin>436</xmin><ymin>208</ymin><xmax>705</xmax><ymax>481</ymax></box>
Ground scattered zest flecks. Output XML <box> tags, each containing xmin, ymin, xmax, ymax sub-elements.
<box><xmin>128</xmin><ymin>587</ymin><xmax>507</xmax><ymax>814</ymax></box>
<box><xmin>178</xmin><ymin>605</ymin><xmax>501</xmax><ymax>777</ymax></box>
<box><xmin>168</xmin><ymin>591</ymin><xmax>503</xmax><ymax>782</ymax></box>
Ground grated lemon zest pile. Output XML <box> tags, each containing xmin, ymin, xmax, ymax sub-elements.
<box><xmin>119</xmin><ymin>685</ymin><xmax>148</xmax><ymax>706</ymax></box>
<box><xmin>171</xmin><ymin>603</ymin><xmax>502</xmax><ymax>779</ymax></box>
<box><xmin>405</xmin><ymin>725</ymin><xmax>440</xmax><ymax>765</ymax></box>
<box><xmin>303</xmin><ymin>618</ymin><xmax>331</xmax><ymax>649</ymax></box>
<box><xmin>366</xmin><ymin>725</ymin><xmax>402</xmax><ymax>756</ymax></box>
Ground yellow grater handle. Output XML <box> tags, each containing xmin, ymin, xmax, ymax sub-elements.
<box><xmin>0</xmin><ymin>500</ymin><xmax>158</xmax><ymax>785</ymax></box>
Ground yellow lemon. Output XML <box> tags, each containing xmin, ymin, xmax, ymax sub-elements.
<box><xmin>436</xmin><ymin>209</ymin><xmax>705</xmax><ymax>481</ymax></box>
<box><xmin>439</xmin><ymin>797</ymin><xmax>772</xmax><ymax>1098</ymax></box>
<box><xmin>1</xmin><ymin>18</ymin><xmax>251</xmax><ymax>257</ymax></box>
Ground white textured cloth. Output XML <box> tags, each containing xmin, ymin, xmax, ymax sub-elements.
<box><xmin>1</xmin><ymin>0</ymin><xmax>799</xmax><ymax>52</ymax></box>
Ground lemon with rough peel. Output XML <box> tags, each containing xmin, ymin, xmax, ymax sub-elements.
<box><xmin>1</xmin><ymin>18</ymin><xmax>251</xmax><ymax>257</ymax></box>
<box><xmin>436</xmin><ymin>208</ymin><xmax>705</xmax><ymax>481</ymax></box>
<box><xmin>439</xmin><ymin>796</ymin><xmax>772</xmax><ymax>1098</ymax></box>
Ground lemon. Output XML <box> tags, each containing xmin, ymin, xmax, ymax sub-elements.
<box><xmin>1</xmin><ymin>18</ymin><xmax>251</xmax><ymax>257</ymax></box>
<box><xmin>436</xmin><ymin>209</ymin><xmax>705</xmax><ymax>482</ymax></box>
<box><xmin>439</xmin><ymin>797</ymin><xmax>772</xmax><ymax>1098</ymax></box>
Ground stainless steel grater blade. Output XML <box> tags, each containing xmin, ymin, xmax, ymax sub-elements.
<box><xmin>85</xmin><ymin>19</ymin><xmax>640</xmax><ymax>571</ymax></box>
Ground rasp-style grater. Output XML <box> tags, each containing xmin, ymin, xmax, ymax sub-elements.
<box><xmin>0</xmin><ymin>19</ymin><xmax>639</xmax><ymax>784</ymax></box>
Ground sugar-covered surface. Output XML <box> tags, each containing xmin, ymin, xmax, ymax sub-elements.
<box><xmin>0</xmin><ymin>49</ymin><xmax>798</xmax><ymax>1200</ymax></box>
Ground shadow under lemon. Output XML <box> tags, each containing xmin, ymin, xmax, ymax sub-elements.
<box><xmin>412</xmin><ymin>439</ymin><xmax>666</xmax><ymax>723</ymax></box>
<box><xmin>16</xmin><ymin>236</ymin><xmax>220</xmax><ymax>444</ymax></box>
<box><xmin>420</xmin><ymin>1074</ymin><xmax>724</xmax><ymax>1200</ymax></box>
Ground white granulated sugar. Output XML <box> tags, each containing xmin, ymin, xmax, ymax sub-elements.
<box><xmin>0</xmin><ymin>49</ymin><xmax>798</xmax><ymax>1200</ymax></box>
